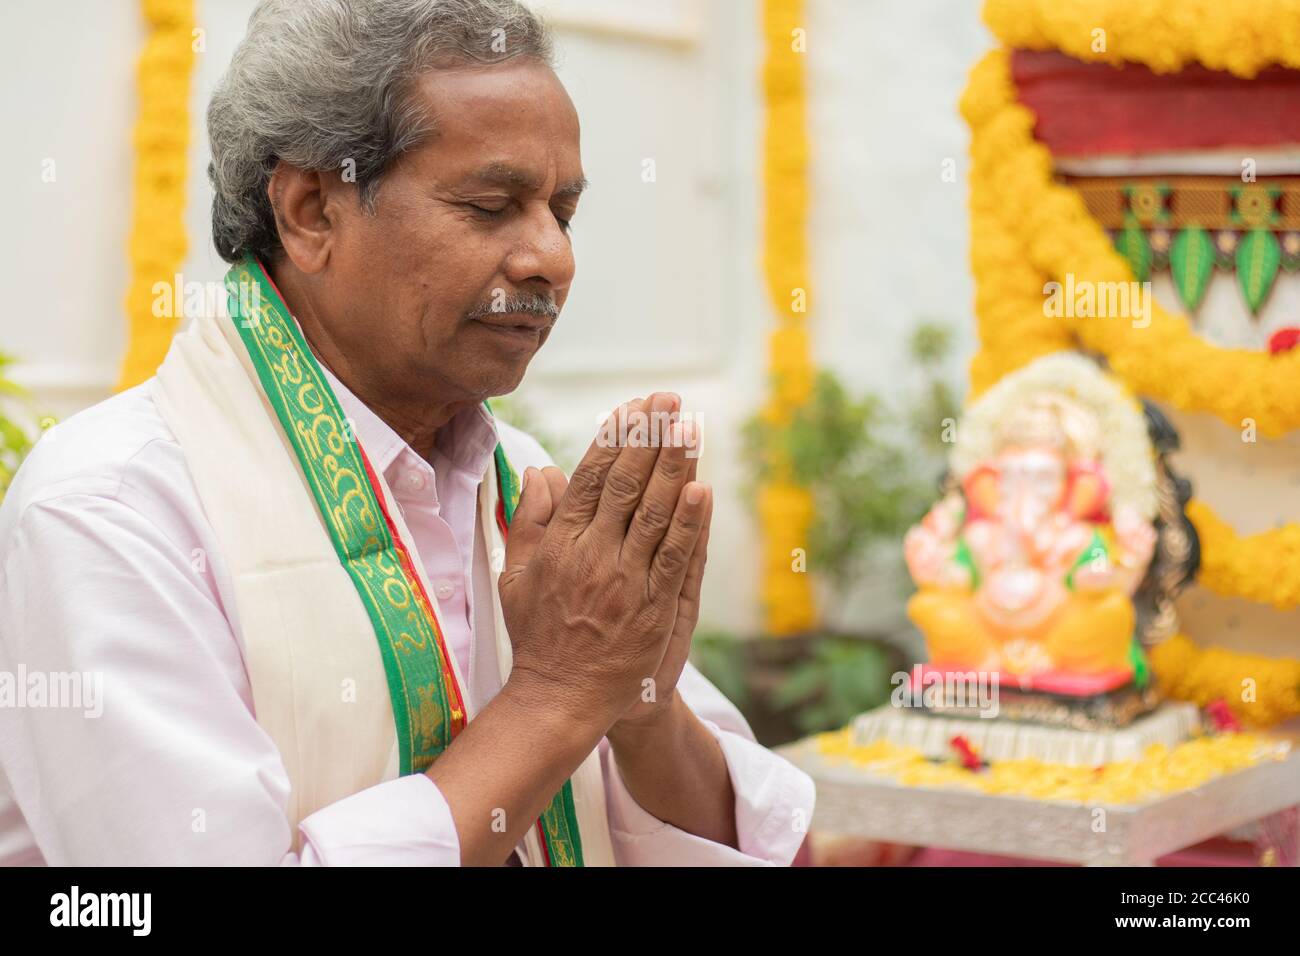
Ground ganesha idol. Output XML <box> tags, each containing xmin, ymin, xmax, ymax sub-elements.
<box><xmin>904</xmin><ymin>353</ymin><xmax>1164</xmax><ymax>694</ymax></box>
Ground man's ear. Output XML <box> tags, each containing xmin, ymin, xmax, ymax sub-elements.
<box><xmin>266</xmin><ymin>163</ymin><xmax>335</xmax><ymax>274</ymax></box>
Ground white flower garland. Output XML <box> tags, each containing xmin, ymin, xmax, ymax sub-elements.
<box><xmin>950</xmin><ymin>352</ymin><xmax>1158</xmax><ymax>520</ymax></box>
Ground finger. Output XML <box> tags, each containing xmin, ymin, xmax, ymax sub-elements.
<box><xmin>540</xmin><ymin>464</ymin><xmax>569</xmax><ymax>509</ymax></box>
<box><xmin>684</xmin><ymin>438</ymin><xmax>699</xmax><ymax>486</ymax></box>
<box><xmin>647</xmin><ymin>481</ymin><xmax>711</xmax><ymax>603</ymax></box>
<box><xmin>501</xmin><ymin>466</ymin><xmax>554</xmax><ymax>584</ymax></box>
<box><xmin>682</xmin><ymin>413</ymin><xmax>701</xmax><ymax>485</ymax></box>
<box><xmin>622</xmin><ymin>419</ymin><xmax>697</xmax><ymax>566</ymax></box>
<box><xmin>588</xmin><ymin>391</ymin><xmax>679</xmax><ymax>539</ymax></box>
<box><xmin>676</xmin><ymin>497</ymin><xmax>710</xmax><ymax>624</ymax></box>
<box><xmin>547</xmin><ymin>397</ymin><xmax>645</xmax><ymax>540</ymax></box>
<box><xmin>663</xmin><ymin>494</ymin><xmax>710</xmax><ymax>676</ymax></box>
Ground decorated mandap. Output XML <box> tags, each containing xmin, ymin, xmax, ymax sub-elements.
<box><xmin>772</xmin><ymin>0</ymin><xmax>1300</xmax><ymax>866</ymax></box>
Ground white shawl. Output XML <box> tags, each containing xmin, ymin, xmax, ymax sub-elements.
<box><xmin>152</xmin><ymin>309</ymin><xmax>614</xmax><ymax>866</ymax></box>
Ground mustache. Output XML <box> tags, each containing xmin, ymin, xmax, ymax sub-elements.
<box><xmin>466</xmin><ymin>292</ymin><xmax>559</xmax><ymax>321</ymax></box>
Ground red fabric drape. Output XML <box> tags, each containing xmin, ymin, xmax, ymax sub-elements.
<box><xmin>1011</xmin><ymin>49</ymin><xmax>1300</xmax><ymax>156</ymax></box>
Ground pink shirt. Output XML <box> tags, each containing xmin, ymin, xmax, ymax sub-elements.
<box><xmin>0</xmin><ymin>369</ymin><xmax>814</xmax><ymax>866</ymax></box>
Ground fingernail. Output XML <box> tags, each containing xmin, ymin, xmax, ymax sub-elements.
<box><xmin>521</xmin><ymin>467</ymin><xmax>533</xmax><ymax>490</ymax></box>
<box><xmin>685</xmin><ymin>482</ymin><xmax>704</xmax><ymax>505</ymax></box>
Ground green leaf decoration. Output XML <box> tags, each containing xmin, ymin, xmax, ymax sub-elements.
<box><xmin>1236</xmin><ymin>227</ymin><xmax>1281</xmax><ymax>315</ymax></box>
<box><xmin>1169</xmin><ymin>224</ymin><xmax>1215</xmax><ymax>313</ymax></box>
<box><xmin>1114</xmin><ymin>220</ymin><xmax>1151</xmax><ymax>282</ymax></box>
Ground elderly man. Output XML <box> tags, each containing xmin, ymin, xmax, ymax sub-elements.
<box><xmin>0</xmin><ymin>0</ymin><xmax>813</xmax><ymax>866</ymax></box>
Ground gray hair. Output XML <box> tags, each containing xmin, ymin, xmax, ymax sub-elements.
<box><xmin>207</xmin><ymin>0</ymin><xmax>554</xmax><ymax>263</ymax></box>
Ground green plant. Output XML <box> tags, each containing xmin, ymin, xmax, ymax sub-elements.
<box><xmin>740</xmin><ymin>371</ymin><xmax>923</xmax><ymax>596</ymax></box>
<box><xmin>769</xmin><ymin>636</ymin><xmax>895</xmax><ymax>735</ymax></box>
<box><xmin>698</xmin><ymin>325</ymin><xmax>962</xmax><ymax>740</ymax></box>
<box><xmin>689</xmin><ymin>630</ymin><xmax>751</xmax><ymax>711</ymax></box>
<box><xmin>689</xmin><ymin>629</ymin><xmax>899</xmax><ymax>745</ymax></box>
<box><xmin>739</xmin><ymin>322</ymin><xmax>958</xmax><ymax>603</ymax></box>
<box><xmin>0</xmin><ymin>352</ymin><xmax>47</xmax><ymax>502</ymax></box>
<box><xmin>905</xmin><ymin>321</ymin><xmax>962</xmax><ymax>461</ymax></box>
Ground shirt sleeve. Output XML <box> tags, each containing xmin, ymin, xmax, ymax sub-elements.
<box><xmin>297</xmin><ymin>774</ymin><xmax>460</xmax><ymax>866</ymax></box>
<box><xmin>0</xmin><ymin>492</ymin><xmax>463</xmax><ymax>866</ymax></box>
<box><xmin>600</xmin><ymin>663</ymin><xmax>816</xmax><ymax>866</ymax></box>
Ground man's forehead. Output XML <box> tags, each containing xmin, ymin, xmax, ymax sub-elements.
<box><xmin>408</xmin><ymin>63</ymin><xmax>583</xmax><ymax>192</ymax></box>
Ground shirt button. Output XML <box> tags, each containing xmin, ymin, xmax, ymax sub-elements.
<box><xmin>434</xmin><ymin>579</ymin><xmax>455</xmax><ymax>600</ymax></box>
<box><xmin>403</xmin><ymin>471</ymin><xmax>428</xmax><ymax>492</ymax></box>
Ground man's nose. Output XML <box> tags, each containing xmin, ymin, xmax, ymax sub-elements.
<box><xmin>504</xmin><ymin>202</ymin><xmax>576</xmax><ymax>291</ymax></box>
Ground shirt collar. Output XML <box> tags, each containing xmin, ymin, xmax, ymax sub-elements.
<box><xmin>315</xmin><ymin>360</ymin><xmax>500</xmax><ymax>485</ymax></box>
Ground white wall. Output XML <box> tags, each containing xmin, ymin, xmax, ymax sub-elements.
<box><xmin>0</xmin><ymin>0</ymin><xmax>141</xmax><ymax>410</ymax></box>
<box><xmin>0</xmin><ymin>0</ymin><xmax>992</xmax><ymax>638</ymax></box>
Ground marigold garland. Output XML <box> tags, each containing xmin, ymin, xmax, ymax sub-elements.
<box><xmin>758</xmin><ymin>0</ymin><xmax>815</xmax><ymax>635</ymax></box>
<box><xmin>117</xmin><ymin>0</ymin><xmax>196</xmax><ymax>391</ymax></box>
<box><xmin>983</xmin><ymin>0</ymin><xmax>1300</xmax><ymax>79</ymax></box>
<box><xmin>1151</xmin><ymin>634</ymin><xmax>1300</xmax><ymax>727</ymax></box>
<box><xmin>1187</xmin><ymin>500</ymin><xmax>1300</xmax><ymax>610</ymax></box>
<box><xmin>961</xmin><ymin>48</ymin><xmax>1300</xmax><ymax>437</ymax></box>
<box><xmin>816</xmin><ymin>725</ymin><xmax>1287</xmax><ymax>805</ymax></box>
<box><xmin>758</xmin><ymin>481</ymin><xmax>815</xmax><ymax>635</ymax></box>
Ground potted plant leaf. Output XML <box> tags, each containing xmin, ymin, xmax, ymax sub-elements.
<box><xmin>692</xmin><ymin>322</ymin><xmax>959</xmax><ymax>745</ymax></box>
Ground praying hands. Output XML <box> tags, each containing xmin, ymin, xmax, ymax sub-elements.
<box><xmin>427</xmin><ymin>392</ymin><xmax>738</xmax><ymax>865</ymax></box>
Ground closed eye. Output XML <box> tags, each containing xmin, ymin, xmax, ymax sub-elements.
<box><xmin>464</xmin><ymin>201</ymin><xmax>509</xmax><ymax>218</ymax></box>
<box><xmin>553</xmin><ymin>204</ymin><xmax>578</xmax><ymax>233</ymax></box>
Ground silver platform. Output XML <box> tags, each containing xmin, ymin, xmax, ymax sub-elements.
<box><xmin>779</xmin><ymin>735</ymin><xmax>1300</xmax><ymax>865</ymax></box>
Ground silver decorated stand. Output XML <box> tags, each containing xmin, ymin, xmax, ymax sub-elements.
<box><xmin>779</xmin><ymin>733</ymin><xmax>1300</xmax><ymax>865</ymax></box>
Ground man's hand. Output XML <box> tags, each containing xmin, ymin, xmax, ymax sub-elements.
<box><xmin>499</xmin><ymin>393</ymin><xmax>712</xmax><ymax>733</ymax></box>
<box><xmin>425</xmin><ymin>394</ymin><xmax>719</xmax><ymax>864</ymax></box>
